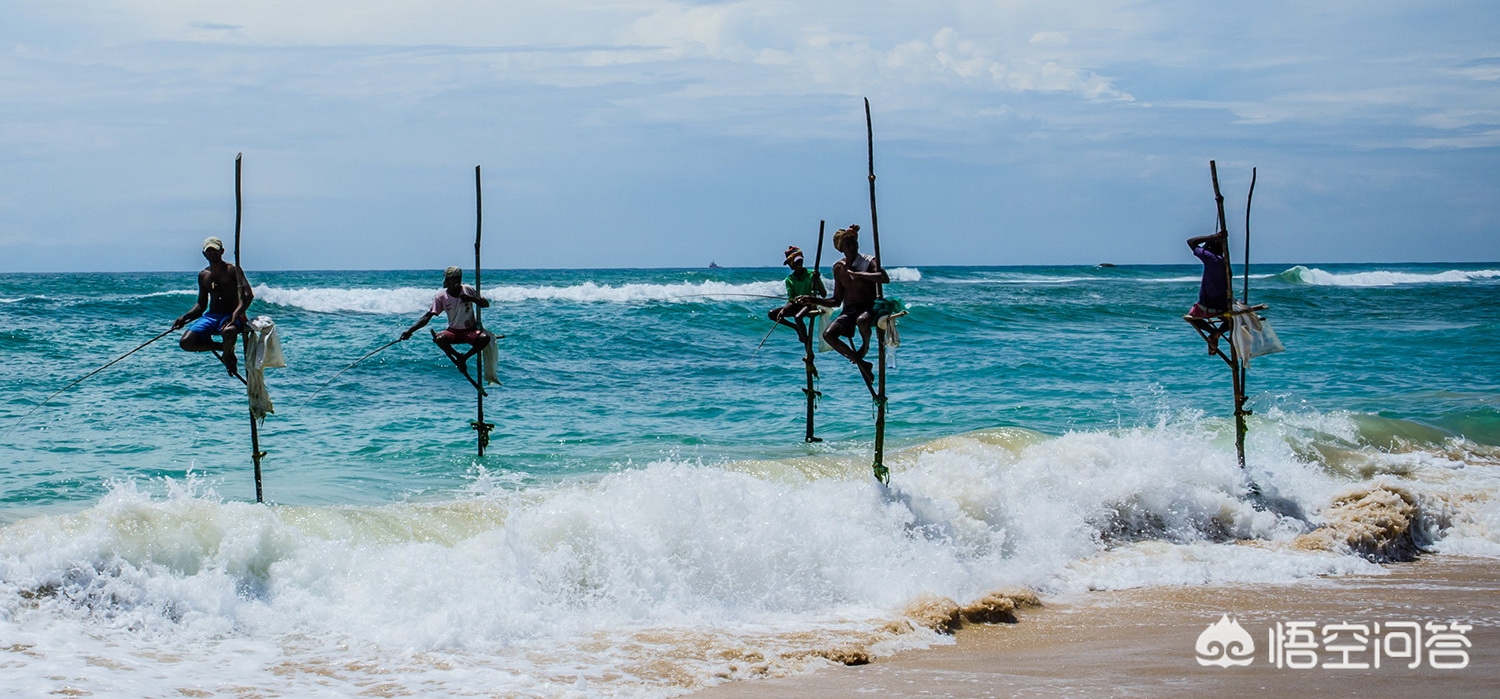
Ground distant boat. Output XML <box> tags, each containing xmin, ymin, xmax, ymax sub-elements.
<box><xmin>708</xmin><ymin>261</ymin><xmax>722</xmax><ymax>269</ymax></box>
<box><xmin>1097</xmin><ymin>263</ymin><xmax>1117</xmax><ymax>268</ymax></box>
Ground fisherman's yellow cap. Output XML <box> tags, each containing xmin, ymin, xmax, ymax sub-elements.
<box><xmin>202</xmin><ymin>236</ymin><xmax>224</xmax><ymax>253</ymax></box>
<box><xmin>444</xmin><ymin>266</ymin><xmax>463</xmax><ymax>279</ymax></box>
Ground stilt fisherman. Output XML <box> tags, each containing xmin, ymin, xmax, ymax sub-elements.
<box><xmin>767</xmin><ymin>245</ymin><xmax>826</xmax><ymax>344</ymax></box>
<box><xmin>172</xmin><ymin>236</ymin><xmax>253</xmax><ymax>377</ymax></box>
<box><xmin>798</xmin><ymin>224</ymin><xmax>889</xmax><ymax>397</ymax></box>
<box><xmin>401</xmin><ymin>266</ymin><xmax>495</xmax><ymax>383</ymax></box>
<box><xmin>1186</xmin><ymin>230</ymin><xmax>1230</xmax><ymax>354</ymax></box>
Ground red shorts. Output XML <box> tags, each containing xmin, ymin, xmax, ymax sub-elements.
<box><xmin>436</xmin><ymin>327</ymin><xmax>487</xmax><ymax>345</ymax></box>
<box><xmin>1187</xmin><ymin>303</ymin><xmax>1225</xmax><ymax>318</ymax></box>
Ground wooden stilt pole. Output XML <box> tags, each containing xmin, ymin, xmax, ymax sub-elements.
<box><xmin>1243</xmin><ymin>168</ymin><xmax>1256</xmax><ymax>304</ymax></box>
<box><xmin>232</xmin><ymin>153</ymin><xmax>265</xmax><ymax>503</ymax></box>
<box><xmin>1209</xmin><ymin>161</ymin><xmax>1246</xmax><ymax>470</ymax></box>
<box><xmin>1237</xmin><ymin>168</ymin><xmax>1257</xmax><ymax>474</ymax></box>
<box><xmin>471</xmin><ymin>165</ymin><xmax>495</xmax><ymax>456</ymax></box>
<box><xmin>803</xmin><ymin>220</ymin><xmax>825</xmax><ymax>443</ymax></box>
<box><xmin>865</xmin><ymin>98</ymin><xmax>889</xmax><ymax>484</ymax></box>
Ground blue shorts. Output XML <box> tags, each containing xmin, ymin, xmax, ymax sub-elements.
<box><xmin>187</xmin><ymin>311</ymin><xmax>237</xmax><ymax>336</ymax></box>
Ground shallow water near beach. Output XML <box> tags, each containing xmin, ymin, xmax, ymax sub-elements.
<box><xmin>2</xmin><ymin>262</ymin><xmax>1498</xmax><ymax>696</ymax></box>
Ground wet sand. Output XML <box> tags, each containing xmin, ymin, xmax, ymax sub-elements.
<box><xmin>692</xmin><ymin>555</ymin><xmax>1500</xmax><ymax>698</ymax></box>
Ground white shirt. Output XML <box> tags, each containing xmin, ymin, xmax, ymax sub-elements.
<box><xmin>429</xmin><ymin>285</ymin><xmax>480</xmax><ymax>330</ymax></box>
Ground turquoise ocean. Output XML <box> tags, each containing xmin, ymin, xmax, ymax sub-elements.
<box><xmin>2</xmin><ymin>262</ymin><xmax>1499</xmax><ymax>696</ymax></box>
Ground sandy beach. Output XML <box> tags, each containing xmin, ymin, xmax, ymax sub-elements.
<box><xmin>692</xmin><ymin>555</ymin><xmax>1499</xmax><ymax>698</ymax></box>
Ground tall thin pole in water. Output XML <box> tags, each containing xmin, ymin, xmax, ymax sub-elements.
<box><xmin>1243</xmin><ymin>168</ymin><xmax>1256</xmax><ymax>305</ymax></box>
<box><xmin>865</xmin><ymin>98</ymin><xmax>889</xmax><ymax>484</ymax></box>
<box><xmin>472</xmin><ymin>165</ymin><xmax>495</xmax><ymax>456</ymax></box>
<box><xmin>233</xmin><ymin>153</ymin><xmax>265</xmax><ymax>503</ymax></box>
<box><xmin>803</xmin><ymin>220</ymin><xmax>825</xmax><ymax>443</ymax></box>
<box><xmin>1209</xmin><ymin>161</ymin><xmax>1247</xmax><ymax>471</ymax></box>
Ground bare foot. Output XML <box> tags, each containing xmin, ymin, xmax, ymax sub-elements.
<box><xmin>856</xmin><ymin>359</ymin><xmax>876</xmax><ymax>391</ymax></box>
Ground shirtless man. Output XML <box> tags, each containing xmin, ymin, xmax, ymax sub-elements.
<box><xmin>172</xmin><ymin>236</ymin><xmax>253</xmax><ymax>377</ymax></box>
<box><xmin>798</xmin><ymin>225</ymin><xmax>888</xmax><ymax>393</ymax></box>
<box><xmin>401</xmin><ymin>266</ymin><xmax>493</xmax><ymax>379</ymax></box>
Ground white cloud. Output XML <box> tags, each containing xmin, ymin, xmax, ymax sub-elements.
<box><xmin>1</xmin><ymin>0</ymin><xmax>1498</xmax><ymax>270</ymax></box>
<box><xmin>1029</xmin><ymin>31</ymin><xmax>1070</xmax><ymax>46</ymax></box>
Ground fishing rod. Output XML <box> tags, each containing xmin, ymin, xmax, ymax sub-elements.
<box><xmin>3</xmin><ymin>327</ymin><xmax>177</xmax><ymax>439</ymax></box>
<box><xmin>700</xmin><ymin>291</ymin><xmax>790</xmax><ymax>353</ymax></box>
<box><xmin>299</xmin><ymin>338</ymin><xmax>402</xmax><ymax>408</ymax></box>
<box><xmin>674</xmin><ymin>292</ymin><xmax>786</xmax><ymax>301</ymax></box>
<box><xmin>752</xmin><ymin>321</ymin><xmax>780</xmax><ymax>356</ymax></box>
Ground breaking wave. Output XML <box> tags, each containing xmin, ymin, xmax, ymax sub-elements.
<box><xmin>3</xmin><ymin>410</ymin><xmax>1496</xmax><ymax>695</ymax></box>
<box><xmin>251</xmin><ymin>280</ymin><xmax>787</xmax><ymax>314</ymax></box>
<box><xmin>251</xmin><ymin>273</ymin><xmax>922</xmax><ymax>314</ymax></box>
<box><xmin>1279</xmin><ymin>266</ymin><xmax>1500</xmax><ymax>287</ymax></box>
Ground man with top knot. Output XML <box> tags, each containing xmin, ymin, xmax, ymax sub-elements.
<box><xmin>798</xmin><ymin>225</ymin><xmax>888</xmax><ymax>394</ymax></box>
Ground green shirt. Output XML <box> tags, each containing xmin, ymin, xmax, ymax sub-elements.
<box><xmin>785</xmin><ymin>268</ymin><xmax>826</xmax><ymax>301</ymax></box>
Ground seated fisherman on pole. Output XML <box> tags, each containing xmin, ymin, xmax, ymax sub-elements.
<box><xmin>400</xmin><ymin>266</ymin><xmax>494</xmax><ymax>379</ymax></box>
<box><xmin>172</xmin><ymin>236</ymin><xmax>252</xmax><ymax>377</ymax></box>
<box><xmin>798</xmin><ymin>224</ymin><xmax>889</xmax><ymax>395</ymax></box>
<box><xmin>1186</xmin><ymin>230</ymin><xmax>1230</xmax><ymax>354</ymax></box>
<box><xmin>768</xmin><ymin>245</ymin><xmax>826</xmax><ymax>344</ymax></box>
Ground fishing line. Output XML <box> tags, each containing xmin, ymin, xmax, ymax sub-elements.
<box><xmin>299</xmin><ymin>338</ymin><xmax>402</xmax><ymax>409</ymax></box>
<box><xmin>672</xmin><ymin>293</ymin><xmax>785</xmax><ymax>301</ymax></box>
<box><xmin>752</xmin><ymin>321</ymin><xmax>780</xmax><ymax>357</ymax></box>
<box><xmin>4</xmin><ymin>326</ymin><xmax>177</xmax><ymax>439</ymax></box>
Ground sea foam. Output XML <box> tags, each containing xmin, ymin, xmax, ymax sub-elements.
<box><xmin>4</xmin><ymin>411</ymin><xmax>1495</xmax><ymax>696</ymax></box>
<box><xmin>250</xmin><ymin>281</ymin><xmax>787</xmax><ymax>314</ymax></box>
<box><xmin>252</xmin><ymin>273</ymin><xmax>921</xmax><ymax>314</ymax></box>
<box><xmin>1279</xmin><ymin>266</ymin><xmax>1500</xmax><ymax>287</ymax></box>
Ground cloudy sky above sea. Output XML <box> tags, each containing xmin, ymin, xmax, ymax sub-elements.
<box><xmin>1</xmin><ymin>1</ymin><xmax>1496</xmax><ymax>272</ymax></box>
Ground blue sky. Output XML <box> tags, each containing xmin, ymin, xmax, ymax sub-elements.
<box><xmin>1</xmin><ymin>1</ymin><xmax>1497</xmax><ymax>272</ymax></box>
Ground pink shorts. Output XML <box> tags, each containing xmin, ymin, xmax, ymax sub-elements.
<box><xmin>1187</xmin><ymin>303</ymin><xmax>1225</xmax><ymax>318</ymax></box>
<box><xmin>436</xmin><ymin>327</ymin><xmax>487</xmax><ymax>345</ymax></box>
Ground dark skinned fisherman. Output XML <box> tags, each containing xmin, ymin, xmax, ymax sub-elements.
<box><xmin>172</xmin><ymin>236</ymin><xmax>253</xmax><ymax>377</ymax></box>
<box><xmin>767</xmin><ymin>245</ymin><xmax>826</xmax><ymax>344</ymax></box>
<box><xmin>401</xmin><ymin>266</ymin><xmax>494</xmax><ymax>379</ymax></box>
<box><xmin>1186</xmin><ymin>230</ymin><xmax>1230</xmax><ymax>354</ymax></box>
<box><xmin>798</xmin><ymin>225</ymin><xmax>888</xmax><ymax>395</ymax></box>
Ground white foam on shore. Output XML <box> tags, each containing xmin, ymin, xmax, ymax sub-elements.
<box><xmin>2</xmin><ymin>413</ymin><xmax>1496</xmax><ymax>696</ymax></box>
